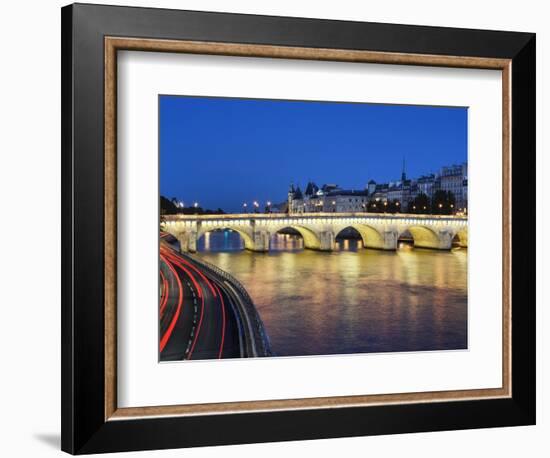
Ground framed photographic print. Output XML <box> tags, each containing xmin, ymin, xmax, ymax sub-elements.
<box><xmin>61</xmin><ymin>3</ymin><xmax>536</xmax><ymax>454</ymax></box>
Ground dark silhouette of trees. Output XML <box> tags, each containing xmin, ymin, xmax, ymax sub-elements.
<box><xmin>431</xmin><ymin>190</ymin><xmax>456</xmax><ymax>215</ymax></box>
<box><xmin>366</xmin><ymin>200</ymin><xmax>382</xmax><ymax>213</ymax></box>
<box><xmin>160</xmin><ymin>196</ymin><xmax>225</xmax><ymax>215</ymax></box>
<box><xmin>408</xmin><ymin>192</ymin><xmax>430</xmax><ymax>214</ymax></box>
<box><xmin>160</xmin><ymin>196</ymin><xmax>178</xmax><ymax>215</ymax></box>
<box><xmin>388</xmin><ymin>199</ymin><xmax>402</xmax><ymax>213</ymax></box>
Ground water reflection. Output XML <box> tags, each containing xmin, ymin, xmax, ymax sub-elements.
<box><xmin>197</xmin><ymin>232</ymin><xmax>467</xmax><ymax>357</ymax></box>
<box><xmin>197</xmin><ymin>229</ymin><xmax>244</xmax><ymax>251</ymax></box>
<box><xmin>270</xmin><ymin>232</ymin><xmax>304</xmax><ymax>251</ymax></box>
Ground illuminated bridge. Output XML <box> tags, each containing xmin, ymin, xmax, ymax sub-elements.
<box><xmin>162</xmin><ymin>212</ymin><xmax>468</xmax><ymax>253</ymax></box>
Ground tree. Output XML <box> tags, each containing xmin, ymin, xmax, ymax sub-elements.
<box><xmin>160</xmin><ymin>195</ymin><xmax>178</xmax><ymax>215</ymax></box>
<box><xmin>366</xmin><ymin>199</ymin><xmax>381</xmax><ymax>213</ymax></box>
<box><xmin>431</xmin><ymin>190</ymin><xmax>456</xmax><ymax>215</ymax></box>
<box><xmin>409</xmin><ymin>192</ymin><xmax>430</xmax><ymax>214</ymax></box>
<box><xmin>388</xmin><ymin>199</ymin><xmax>402</xmax><ymax>213</ymax></box>
<box><xmin>447</xmin><ymin>191</ymin><xmax>456</xmax><ymax>213</ymax></box>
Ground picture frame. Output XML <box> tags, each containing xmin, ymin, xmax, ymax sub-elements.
<box><xmin>61</xmin><ymin>3</ymin><xmax>535</xmax><ymax>454</ymax></box>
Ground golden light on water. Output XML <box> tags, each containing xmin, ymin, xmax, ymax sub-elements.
<box><xmin>398</xmin><ymin>242</ymin><xmax>414</xmax><ymax>251</ymax></box>
<box><xmin>196</xmin><ymin>232</ymin><xmax>468</xmax><ymax>356</ymax></box>
<box><xmin>203</xmin><ymin>231</ymin><xmax>211</xmax><ymax>251</ymax></box>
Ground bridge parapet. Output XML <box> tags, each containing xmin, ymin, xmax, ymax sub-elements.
<box><xmin>161</xmin><ymin>212</ymin><xmax>467</xmax><ymax>253</ymax></box>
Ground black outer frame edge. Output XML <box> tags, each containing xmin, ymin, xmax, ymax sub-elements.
<box><xmin>510</xmin><ymin>35</ymin><xmax>536</xmax><ymax>423</ymax></box>
<box><xmin>61</xmin><ymin>4</ymin><xmax>75</xmax><ymax>455</ymax></box>
<box><xmin>61</xmin><ymin>3</ymin><xmax>536</xmax><ymax>454</ymax></box>
<box><xmin>69</xmin><ymin>2</ymin><xmax>534</xmax><ymax>57</ymax></box>
<box><xmin>79</xmin><ymin>398</ymin><xmax>531</xmax><ymax>455</ymax></box>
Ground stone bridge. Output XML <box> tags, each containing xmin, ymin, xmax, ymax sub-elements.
<box><xmin>162</xmin><ymin>212</ymin><xmax>468</xmax><ymax>253</ymax></box>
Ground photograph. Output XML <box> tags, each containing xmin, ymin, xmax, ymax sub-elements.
<box><xmin>158</xmin><ymin>95</ymin><xmax>469</xmax><ymax>362</ymax></box>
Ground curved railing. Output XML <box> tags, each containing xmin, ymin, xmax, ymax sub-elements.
<box><xmin>180</xmin><ymin>252</ymin><xmax>273</xmax><ymax>357</ymax></box>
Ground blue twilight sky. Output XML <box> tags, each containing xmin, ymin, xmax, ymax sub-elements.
<box><xmin>160</xmin><ymin>95</ymin><xmax>467</xmax><ymax>213</ymax></box>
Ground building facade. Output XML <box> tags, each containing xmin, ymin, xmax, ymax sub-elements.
<box><xmin>288</xmin><ymin>182</ymin><xmax>369</xmax><ymax>213</ymax></box>
<box><xmin>287</xmin><ymin>161</ymin><xmax>467</xmax><ymax>214</ymax></box>
<box><xmin>439</xmin><ymin>163</ymin><xmax>468</xmax><ymax>212</ymax></box>
<box><xmin>416</xmin><ymin>174</ymin><xmax>437</xmax><ymax>199</ymax></box>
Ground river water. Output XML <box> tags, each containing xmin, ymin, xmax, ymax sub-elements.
<box><xmin>196</xmin><ymin>231</ymin><xmax>467</xmax><ymax>357</ymax></box>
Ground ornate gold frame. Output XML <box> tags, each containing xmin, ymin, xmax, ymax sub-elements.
<box><xmin>104</xmin><ymin>37</ymin><xmax>511</xmax><ymax>421</ymax></box>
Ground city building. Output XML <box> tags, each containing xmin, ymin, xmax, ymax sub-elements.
<box><xmin>287</xmin><ymin>161</ymin><xmax>467</xmax><ymax>215</ymax></box>
<box><xmin>439</xmin><ymin>163</ymin><xmax>468</xmax><ymax>212</ymax></box>
<box><xmin>416</xmin><ymin>174</ymin><xmax>437</xmax><ymax>199</ymax></box>
<box><xmin>368</xmin><ymin>161</ymin><xmax>412</xmax><ymax>211</ymax></box>
<box><xmin>370</xmin><ymin>183</ymin><xmax>389</xmax><ymax>203</ymax></box>
<box><xmin>288</xmin><ymin>182</ymin><xmax>369</xmax><ymax>213</ymax></box>
<box><xmin>385</xmin><ymin>163</ymin><xmax>412</xmax><ymax>210</ymax></box>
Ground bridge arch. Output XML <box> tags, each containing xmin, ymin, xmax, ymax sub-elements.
<box><xmin>334</xmin><ymin>224</ymin><xmax>388</xmax><ymax>250</ymax></box>
<box><xmin>197</xmin><ymin>227</ymin><xmax>255</xmax><ymax>251</ymax></box>
<box><xmin>274</xmin><ymin>225</ymin><xmax>322</xmax><ymax>250</ymax></box>
<box><xmin>453</xmin><ymin>227</ymin><xmax>468</xmax><ymax>247</ymax></box>
<box><xmin>401</xmin><ymin>225</ymin><xmax>451</xmax><ymax>250</ymax></box>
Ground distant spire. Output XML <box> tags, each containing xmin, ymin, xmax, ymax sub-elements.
<box><xmin>401</xmin><ymin>157</ymin><xmax>407</xmax><ymax>181</ymax></box>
